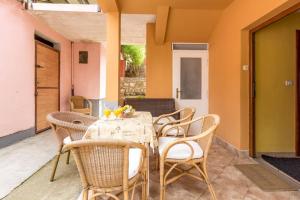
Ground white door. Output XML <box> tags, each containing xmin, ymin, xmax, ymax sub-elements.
<box><xmin>172</xmin><ymin>50</ymin><xmax>209</xmax><ymax>134</ymax></box>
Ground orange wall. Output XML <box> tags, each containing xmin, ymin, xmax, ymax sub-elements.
<box><xmin>146</xmin><ymin>23</ymin><xmax>172</xmax><ymax>98</ymax></box>
<box><xmin>209</xmin><ymin>0</ymin><xmax>298</xmax><ymax>150</ymax></box>
<box><xmin>146</xmin><ymin>0</ymin><xmax>300</xmax><ymax>151</ymax></box>
<box><xmin>166</xmin><ymin>9</ymin><xmax>222</xmax><ymax>42</ymax></box>
<box><xmin>146</xmin><ymin>9</ymin><xmax>222</xmax><ymax>98</ymax></box>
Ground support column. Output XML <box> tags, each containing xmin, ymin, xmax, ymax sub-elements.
<box><xmin>105</xmin><ymin>11</ymin><xmax>121</xmax><ymax>107</ymax></box>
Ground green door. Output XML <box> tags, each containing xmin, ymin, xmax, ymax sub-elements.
<box><xmin>254</xmin><ymin>13</ymin><xmax>300</xmax><ymax>154</ymax></box>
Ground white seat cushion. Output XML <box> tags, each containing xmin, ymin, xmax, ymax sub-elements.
<box><xmin>159</xmin><ymin>137</ymin><xmax>203</xmax><ymax>160</ymax></box>
<box><xmin>162</xmin><ymin>125</ymin><xmax>185</xmax><ymax>136</ymax></box>
<box><xmin>129</xmin><ymin>148</ymin><xmax>142</xmax><ymax>179</ymax></box>
<box><xmin>63</xmin><ymin>136</ymin><xmax>72</xmax><ymax>145</ymax></box>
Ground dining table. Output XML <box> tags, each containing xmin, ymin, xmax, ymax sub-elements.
<box><xmin>83</xmin><ymin>111</ymin><xmax>157</xmax><ymax>199</ymax></box>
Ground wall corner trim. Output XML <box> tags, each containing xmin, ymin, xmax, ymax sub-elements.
<box><xmin>0</xmin><ymin>127</ymin><xmax>35</xmax><ymax>149</ymax></box>
<box><xmin>213</xmin><ymin>136</ymin><xmax>249</xmax><ymax>158</ymax></box>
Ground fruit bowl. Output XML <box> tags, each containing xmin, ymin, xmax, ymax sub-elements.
<box><xmin>121</xmin><ymin>105</ymin><xmax>135</xmax><ymax>118</ymax></box>
<box><xmin>103</xmin><ymin>105</ymin><xmax>135</xmax><ymax>119</ymax></box>
<box><xmin>122</xmin><ymin>110</ymin><xmax>135</xmax><ymax>118</ymax></box>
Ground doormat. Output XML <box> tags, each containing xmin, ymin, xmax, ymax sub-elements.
<box><xmin>235</xmin><ymin>164</ymin><xmax>299</xmax><ymax>191</ymax></box>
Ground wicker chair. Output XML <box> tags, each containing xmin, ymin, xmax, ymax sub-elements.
<box><xmin>70</xmin><ymin>96</ymin><xmax>92</xmax><ymax>115</ymax></box>
<box><xmin>62</xmin><ymin>140</ymin><xmax>148</xmax><ymax>200</ymax></box>
<box><xmin>47</xmin><ymin>111</ymin><xmax>98</xmax><ymax>182</ymax></box>
<box><xmin>158</xmin><ymin>114</ymin><xmax>220</xmax><ymax>200</ymax></box>
<box><xmin>153</xmin><ymin>107</ymin><xmax>196</xmax><ymax>137</ymax></box>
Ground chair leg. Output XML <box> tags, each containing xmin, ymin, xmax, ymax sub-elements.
<box><xmin>142</xmin><ymin>173</ymin><xmax>147</xmax><ymax>200</ymax></box>
<box><xmin>123</xmin><ymin>190</ymin><xmax>129</xmax><ymax>200</ymax></box>
<box><xmin>201</xmin><ymin>164</ymin><xmax>217</xmax><ymax>200</ymax></box>
<box><xmin>82</xmin><ymin>189</ymin><xmax>88</xmax><ymax>200</ymax></box>
<box><xmin>50</xmin><ymin>145</ymin><xmax>63</xmax><ymax>182</ymax></box>
<box><xmin>155</xmin><ymin>153</ymin><xmax>160</xmax><ymax>171</ymax></box>
<box><xmin>160</xmin><ymin>160</ymin><xmax>165</xmax><ymax>200</ymax></box>
<box><xmin>90</xmin><ymin>190</ymin><xmax>96</xmax><ymax>200</ymax></box>
<box><xmin>66</xmin><ymin>150</ymin><xmax>71</xmax><ymax>165</ymax></box>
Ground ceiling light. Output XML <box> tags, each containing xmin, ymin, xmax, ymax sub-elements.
<box><xmin>31</xmin><ymin>3</ymin><xmax>100</xmax><ymax>13</ymax></box>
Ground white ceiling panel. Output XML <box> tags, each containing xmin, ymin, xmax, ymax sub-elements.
<box><xmin>29</xmin><ymin>10</ymin><xmax>155</xmax><ymax>44</ymax></box>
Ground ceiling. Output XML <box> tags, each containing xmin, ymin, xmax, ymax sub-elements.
<box><xmin>30</xmin><ymin>0</ymin><xmax>234</xmax><ymax>43</ymax></box>
<box><xmin>118</xmin><ymin>0</ymin><xmax>234</xmax><ymax>14</ymax></box>
<box><xmin>29</xmin><ymin>10</ymin><xmax>155</xmax><ymax>44</ymax></box>
<box><xmin>37</xmin><ymin>0</ymin><xmax>234</xmax><ymax>13</ymax></box>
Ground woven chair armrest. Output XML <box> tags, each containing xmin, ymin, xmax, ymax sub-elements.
<box><xmin>79</xmin><ymin>114</ymin><xmax>98</xmax><ymax>121</ymax></box>
<box><xmin>153</xmin><ymin>108</ymin><xmax>185</xmax><ymax>124</ymax></box>
<box><xmin>47</xmin><ymin>116</ymin><xmax>90</xmax><ymax>131</ymax></box>
<box><xmin>161</xmin><ymin>115</ymin><xmax>202</xmax><ymax>135</ymax></box>
<box><xmin>166</xmin><ymin>123</ymin><xmax>218</xmax><ymax>147</ymax></box>
<box><xmin>158</xmin><ymin>114</ymin><xmax>195</xmax><ymax>137</ymax></box>
<box><xmin>153</xmin><ymin>116</ymin><xmax>174</xmax><ymax>125</ymax></box>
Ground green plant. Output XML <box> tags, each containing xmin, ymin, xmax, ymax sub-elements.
<box><xmin>121</xmin><ymin>45</ymin><xmax>145</xmax><ymax>77</ymax></box>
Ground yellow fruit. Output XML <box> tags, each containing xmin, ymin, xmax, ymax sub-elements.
<box><xmin>114</xmin><ymin>108</ymin><xmax>123</xmax><ymax>117</ymax></box>
<box><xmin>121</xmin><ymin>106</ymin><xmax>127</xmax><ymax>112</ymax></box>
<box><xmin>104</xmin><ymin>109</ymin><xmax>111</xmax><ymax>117</ymax></box>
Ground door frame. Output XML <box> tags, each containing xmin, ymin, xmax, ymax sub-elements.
<box><xmin>35</xmin><ymin>40</ymin><xmax>61</xmax><ymax>134</ymax></box>
<box><xmin>296</xmin><ymin>30</ymin><xmax>300</xmax><ymax>156</ymax></box>
<box><xmin>249</xmin><ymin>3</ymin><xmax>300</xmax><ymax>157</ymax></box>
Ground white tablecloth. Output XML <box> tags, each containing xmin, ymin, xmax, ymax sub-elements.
<box><xmin>83</xmin><ymin>112</ymin><xmax>157</xmax><ymax>149</ymax></box>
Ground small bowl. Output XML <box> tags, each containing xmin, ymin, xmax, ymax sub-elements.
<box><xmin>122</xmin><ymin>110</ymin><xmax>135</xmax><ymax>118</ymax></box>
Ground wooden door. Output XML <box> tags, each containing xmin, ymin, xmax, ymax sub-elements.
<box><xmin>35</xmin><ymin>41</ymin><xmax>60</xmax><ymax>133</ymax></box>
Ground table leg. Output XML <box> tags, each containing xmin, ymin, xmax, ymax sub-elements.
<box><xmin>145</xmin><ymin>144</ymin><xmax>150</xmax><ymax>199</ymax></box>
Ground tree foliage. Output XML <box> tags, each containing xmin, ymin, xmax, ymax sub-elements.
<box><xmin>121</xmin><ymin>45</ymin><xmax>145</xmax><ymax>76</ymax></box>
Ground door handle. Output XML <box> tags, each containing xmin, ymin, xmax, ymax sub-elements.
<box><xmin>176</xmin><ymin>88</ymin><xmax>182</xmax><ymax>99</ymax></box>
<box><xmin>35</xmin><ymin>91</ymin><xmax>39</xmax><ymax>96</ymax></box>
<box><xmin>36</xmin><ymin>64</ymin><xmax>45</xmax><ymax>69</ymax></box>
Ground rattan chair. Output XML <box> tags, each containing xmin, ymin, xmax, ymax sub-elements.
<box><xmin>47</xmin><ymin>111</ymin><xmax>98</xmax><ymax>182</ymax></box>
<box><xmin>62</xmin><ymin>140</ymin><xmax>148</xmax><ymax>200</ymax></box>
<box><xmin>158</xmin><ymin>114</ymin><xmax>220</xmax><ymax>200</ymax></box>
<box><xmin>70</xmin><ymin>96</ymin><xmax>92</xmax><ymax>115</ymax></box>
<box><xmin>153</xmin><ymin>107</ymin><xmax>196</xmax><ymax>137</ymax></box>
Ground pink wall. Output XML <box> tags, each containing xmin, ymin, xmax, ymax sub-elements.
<box><xmin>0</xmin><ymin>0</ymin><xmax>72</xmax><ymax>137</ymax></box>
<box><xmin>100</xmin><ymin>44</ymin><xmax>107</xmax><ymax>99</ymax></box>
<box><xmin>73</xmin><ymin>42</ymin><xmax>101</xmax><ymax>99</ymax></box>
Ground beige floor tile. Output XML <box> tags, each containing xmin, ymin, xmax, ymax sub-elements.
<box><xmin>2</xmin><ymin>132</ymin><xmax>300</xmax><ymax>200</ymax></box>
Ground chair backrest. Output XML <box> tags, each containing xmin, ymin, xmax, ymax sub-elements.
<box><xmin>196</xmin><ymin>114</ymin><xmax>220</xmax><ymax>158</ymax></box>
<box><xmin>63</xmin><ymin>140</ymin><xmax>146</xmax><ymax>190</ymax></box>
<box><xmin>70</xmin><ymin>96</ymin><xmax>86</xmax><ymax>109</ymax></box>
<box><xmin>179</xmin><ymin>107</ymin><xmax>196</xmax><ymax>135</ymax></box>
<box><xmin>47</xmin><ymin>112</ymin><xmax>97</xmax><ymax>143</ymax></box>
<box><xmin>170</xmin><ymin>114</ymin><xmax>220</xmax><ymax>158</ymax></box>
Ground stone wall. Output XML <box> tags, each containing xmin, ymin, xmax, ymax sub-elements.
<box><xmin>120</xmin><ymin>77</ymin><xmax>146</xmax><ymax>98</ymax></box>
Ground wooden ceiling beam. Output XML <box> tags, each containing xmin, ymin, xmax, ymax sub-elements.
<box><xmin>97</xmin><ymin>0</ymin><xmax>119</xmax><ymax>12</ymax></box>
<box><xmin>155</xmin><ymin>6</ymin><xmax>170</xmax><ymax>44</ymax></box>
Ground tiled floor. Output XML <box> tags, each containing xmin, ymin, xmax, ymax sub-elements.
<box><xmin>147</xmin><ymin>144</ymin><xmax>300</xmax><ymax>200</ymax></box>
<box><xmin>1</xmin><ymin>130</ymin><xmax>300</xmax><ymax>200</ymax></box>
<box><xmin>0</xmin><ymin>130</ymin><xmax>56</xmax><ymax>198</ymax></box>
